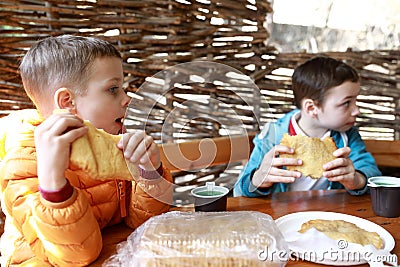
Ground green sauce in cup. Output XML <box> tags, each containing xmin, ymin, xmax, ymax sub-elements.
<box><xmin>195</xmin><ymin>190</ymin><xmax>224</xmax><ymax>196</ymax></box>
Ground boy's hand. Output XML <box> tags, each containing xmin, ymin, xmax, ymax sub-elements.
<box><xmin>117</xmin><ymin>131</ymin><xmax>161</xmax><ymax>171</ymax></box>
<box><xmin>323</xmin><ymin>147</ymin><xmax>366</xmax><ymax>190</ymax></box>
<box><xmin>252</xmin><ymin>145</ymin><xmax>302</xmax><ymax>189</ymax></box>
<box><xmin>34</xmin><ymin>112</ymin><xmax>88</xmax><ymax>191</ymax></box>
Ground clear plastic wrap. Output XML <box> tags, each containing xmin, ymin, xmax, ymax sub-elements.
<box><xmin>103</xmin><ymin>211</ymin><xmax>289</xmax><ymax>267</ymax></box>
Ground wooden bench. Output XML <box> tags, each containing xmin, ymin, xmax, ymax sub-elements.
<box><xmin>364</xmin><ymin>140</ymin><xmax>400</xmax><ymax>168</ymax></box>
<box><xmin>159</xmin><ymin>134</ymin><xmax>255</xmax><ymax>173</ymax></box>
<box><xmin>159</xmin><ymin>136</ymin><xmax>400</xmax><ymax>173</ymax></box>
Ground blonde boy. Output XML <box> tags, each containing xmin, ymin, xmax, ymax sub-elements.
<box><xmin>0</xmin><ymin>35</ymin><xmax>172</xmax><ymax>266</ymax></box>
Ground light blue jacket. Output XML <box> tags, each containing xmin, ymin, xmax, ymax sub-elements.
<box><xmin>233</xmin><ymin>109</ymin><xmax>381</xmax><ymax>197</ymax></box>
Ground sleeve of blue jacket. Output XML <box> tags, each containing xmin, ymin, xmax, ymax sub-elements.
<box><xmin>233</xmin><ymin>133</ymin><xmax>269</xmax><ymax>197</ymax></box>
<box><xmin>233</xmin><ymin>121</ymin><xmax>287</xmax><ymax>197</ymax></box>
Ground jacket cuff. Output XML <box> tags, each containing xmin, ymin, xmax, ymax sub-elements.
<box><xmin>39</xmin><ymin>179</ymin><xmax>74</xmax><ymax>202</ymax></box>
<box><xmin>347</xmin><ymin>171</ymin><xmax>368</xmax><ymax>195</ymax></box>
<box><xmin>139</xmin><ymin>163</ymin><xmax>164</xmax><ymax>179</ymax></box>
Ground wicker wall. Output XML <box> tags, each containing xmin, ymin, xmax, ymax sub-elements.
<box><xmin>125</xmin><ymin>49</ymin><xmax>400</xmax><ymax>144</ymax></box>
<box><xmin>1</xmin><ymin>1</ymin><xmax>399</xmax><ymax>141</ymax></box>
<box><xmin>1</xmin><ymin>1</ymin><xmax>400</xmax><ymax>206</ymax></box>
<box><xmin>0</xmin><ymin>0</ymin><xmax>272</xmax><ymax>113</ymax></box>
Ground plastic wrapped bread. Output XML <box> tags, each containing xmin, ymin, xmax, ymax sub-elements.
<box><xmin>104</xmin><ymin>211</ymin><xmax>289</xmax><ymax>267</ymax></box>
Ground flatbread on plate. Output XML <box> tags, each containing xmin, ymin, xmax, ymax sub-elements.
<box><xmin>299</xmin><ymin>219</ymin><xmax>384</xmax><ymax>249</ymax></box>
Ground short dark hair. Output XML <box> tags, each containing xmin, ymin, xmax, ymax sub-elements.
<box><xmin>292</xmin><ymin>56</ymin><xmax>359</xmax><ymax>109</ymax></box>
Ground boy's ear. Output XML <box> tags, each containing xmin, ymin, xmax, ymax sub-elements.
<box><xmin>54</xmin><ymin>87</ymin><xmax>76</xmax><ymax>113</ymax></box>
<box><xmin>302</xmin><ymin>99</ymin><xmax>318</xmax><ymax>118</ymax></box>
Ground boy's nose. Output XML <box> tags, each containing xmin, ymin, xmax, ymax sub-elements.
<box><xmin>122</xmin><ymin>91</ymin><xmax>131</xmax><ymax>107</ymax></box>
<box><xmin>352</xmin><ymin>105</ymin><xmax>360</xmax><ymax>116</ymax></box>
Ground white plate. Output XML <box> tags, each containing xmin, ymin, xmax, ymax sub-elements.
<box><xmin>275</xmin><ymin>211</ymin><xmax>395</xmax><ymax>266</ymax></box>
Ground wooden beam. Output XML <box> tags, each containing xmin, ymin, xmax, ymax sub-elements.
<box><xmin>159</xmin><ymin>136</ymin><xmax>400</xmax><ymax>173</ymax></box>
<box><xmin>159</xmin><ymin>134</ymin><xmax>254</xmax><ymax>172</ymax></box>
<box><xmin>364</xmin><ymin>140</ymin><xmax>400</xmax><ymax>168</ymax></box>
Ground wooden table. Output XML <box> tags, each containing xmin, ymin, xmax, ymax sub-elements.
<box><xmin>91</xmin><ymin>190</ymin><xmax>400</xmax><ymax>266</ymax></box>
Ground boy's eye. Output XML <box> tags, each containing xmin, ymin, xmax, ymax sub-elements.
<box><xmin>342</xmin><ymin>101</ymin><xmax>351</xmax><ymax>107</ymax></box>
<box><xmin>109</xmin><ymin>87</ymin><xmax>119</xmax><ymax>94</ymax></box>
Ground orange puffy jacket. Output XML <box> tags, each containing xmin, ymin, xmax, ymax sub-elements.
<box><xmin>0</xmin><ymin>110</ymin><xmax>173</xmax><ymax>266</ymax></box>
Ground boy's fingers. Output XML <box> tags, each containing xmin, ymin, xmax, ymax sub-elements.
<box><xmin>333</xmin><ymin>147</ymin><xmax>351</xmax><ymax>157</ymax></box>
<box><xmin>273</xmin><ymin>157</ymin><xmax>302</xmax><ymax>166</ymax></box>
<box><xmin>60</xmin><ymin>126</ymin><xmax>88</xmax><ymax>142</ymax></box>
<box><xmin>274</xmin><ymin>145</ymin><xmax>294</xmax><ymax>155</ymax></box>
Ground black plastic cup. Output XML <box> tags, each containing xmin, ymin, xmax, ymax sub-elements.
<box><xmin>368</xmin><ymin>176</ymin><xmax>400</xmax><ymax>218</ymax></box>
<box><xmin>191</xmin><ymin>184</ymin><xmax>229</xmax><ymax>212</ymax></box>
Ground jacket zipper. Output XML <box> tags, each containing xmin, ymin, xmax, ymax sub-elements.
<box><xmin>117</xmin><ymin>181</ymin><xmax>127</xmax><ymax>218</ymax></box>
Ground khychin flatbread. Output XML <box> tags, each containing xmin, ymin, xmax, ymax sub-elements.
<box><xmin>299</xmin><ymin>219</ymin><xmax>383</xmax><ymax>249</ymax></box>
<box><xmin>279</xmin><ymin>133</ymin><xmax>337</xmax><ymax>178</ymax></box>
<box><xmin>69</xmin><ymin>121</ymin><xmax>139</xmax><ymax>181</ymax></box>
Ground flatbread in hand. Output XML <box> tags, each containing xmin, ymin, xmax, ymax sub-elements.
<box><xmin>69</xmin><ymin>121</ymin><xmax>139</xmax><ymax>181</ymax></box>
<box><xmin>279</xmin><ymin>133</ymin><xmax>337</xmax><ymax>178</ymax></box>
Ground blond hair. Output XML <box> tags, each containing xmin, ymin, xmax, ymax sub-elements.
<box><xmin>19</xmin><ymin>34</ymin><xmax>121</xmax><ymax>109</ymax></box>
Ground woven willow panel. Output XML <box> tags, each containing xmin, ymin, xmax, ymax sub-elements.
<box><xmin>0</xmin><ymin>0</ymin><xmax>272</xmax><ymax>113</ymax></box>
<box><xmin>1</xmin><ymin>1</ymin><xmax>399</xmax><ymax>141</ymax></box>
<box><xmin>125</xmin><ymin>50</ymin><xmax>400</xmax><ymax>144</ymax></box>
<box><xmin>1</xmin><ymin>1</ymin><xmax>400</xmax><ymax>205</ymax></box>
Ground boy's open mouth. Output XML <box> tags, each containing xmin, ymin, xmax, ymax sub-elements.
<box><xmin>116</xmin><ymin>117</ymin><xmax>124</xmax><ymax>134</ymax></box>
